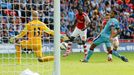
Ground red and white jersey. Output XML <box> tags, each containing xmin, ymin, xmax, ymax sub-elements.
<box><xmin>75</xmin><ymin>12</ymin><xmax>90</xmax><ymax>30</ymax></box>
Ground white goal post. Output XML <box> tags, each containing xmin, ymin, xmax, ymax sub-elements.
<box><xmin>54</xmin><ymin>0</ymin><xmax>60</xmax><ymax>75</ymax></box>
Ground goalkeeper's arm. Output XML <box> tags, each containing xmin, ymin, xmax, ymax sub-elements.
<box><xmin>15</xmin><ymin>25</ymin><xmax>28</xmax><ymax>39</ymax></box>
<box><xmin>9</xmin><ymin>24</ymin><xmax>28</xmax><ymax>64</ymax></box>
<box><xmin>43</xmin><ymin>23</ymin><xmax>54</xmax><ymax>36</ymax></box>
<box><xmin>10</xmin><ymin>24</ymin><xmax>28</xmax><ymax>43</ymax></box>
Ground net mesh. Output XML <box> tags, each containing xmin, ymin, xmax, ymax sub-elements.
<box><xmin>0</xmin><ymin>0</ymin><xmax>54</xmax><ymax>75</ymax></box>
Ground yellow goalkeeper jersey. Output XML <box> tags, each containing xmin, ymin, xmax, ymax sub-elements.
<box><xmin>15</xmin><ymin>20</ymin><xmax>54</xmax><ymax>39</ymax></box>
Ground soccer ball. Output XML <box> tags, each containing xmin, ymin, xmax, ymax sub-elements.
<box><xmin>20</xmin><ymin>69</ymin><xmax>40</xmax><ymax>75</ymax></box>
<box><xmin>60</xmin><ymin>42</ymin><xmax>68</xmax><ymax>50</ymax></box>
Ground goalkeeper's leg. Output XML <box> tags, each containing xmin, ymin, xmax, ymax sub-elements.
<box><xmin>38</xmin><ymin>56</ymin><xmax>54</xmax><ymax>62</ymax></box>
<box><xmin>18</xmin><ymin>40</ymin><xmax>30</xmax><ymax>64</ymax></box>
<box><xmin>34</xmin><ymin>47</ymin><xmax>54</xmax><ymax>62</ymax></box>
<box><xmin>15</xmin><ymin>45</ymin><xmax>21</xmax><ymax>64</ymax></box>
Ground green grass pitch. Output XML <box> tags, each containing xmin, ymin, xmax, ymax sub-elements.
<box><xmin>0</xmin><ymin>52</ymin><xmax>134</xmax><ymax>75</ymax></box>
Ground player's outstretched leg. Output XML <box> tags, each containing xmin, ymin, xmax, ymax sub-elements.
<box><xmin>82</xmin><ymin>41</ymin><xmax>88</xmax><ymax>59</ymax></box>
<box><xmin>112</xmin><ymin>50</ymin><xmax>121</xmax><ymax>58</ymax></box>
<box><xmin>111</xmin><ymin>39</ymin><xmax>128</xmax><ymax>62</ymax></box>
<box><xmin>16</xmin><ymin>45</ymin><xmax>21</xmax><ymax>64</ymax></box>
<box><xmin>81</xmin><ymin>50</ymin><xmax>93</xmax><ymax>62</ymax></box>
<box><xmin>38</xmin><ymin>56</ymin><xmax>54</xmax><ymax>62</ymax></box>
<box><xmin>63</xmin><ymin>36</ymin><xmax>75</xmax><ymax>57</ymax></box>
<box><xmin>120</xmin><ymin>56</ymin><xmax>128</xmax><ymax>62</ymax></box>
<box><xmin>112</xmin><ymin>50</ymin><xmax>128</xmax><ymax>62</ymax></box>
<box><xmin>63</xmin><ymin>42</ymin><xmax>72</xmax><ymax>57</ymax></box>
<box><xmin>107</xmin><ymin>50</ymin><xmax>113</xmax><ymax>62</ymax></box>
<box><xmin>35</xmin><ymin>49</ymin><xmax>54</xmax><ymax>62</ymax></box>
<box><xmin>81</xmin><ymin>44</ymin><xmax>96</xmax><ymax>63</ymax></box>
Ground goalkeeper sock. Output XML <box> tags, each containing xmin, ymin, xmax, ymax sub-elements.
<box><xmin>112</xmin><ymin>50</ymin><xmax>121</xmax><ymax>58</ymax></box>
<box><xmin>85</xmin><ymin>50</ymin><xmax>93</xmax><ymax>61</ymax></box>
<box><xmin>38</xmin><ymin>56</ymin><xmax>54</xmax><ymax>62</ymax></box>
<box><xmin>16</xmin><ymin>45</ymin><xmax>21</xmax><ymax>64</ymax></box>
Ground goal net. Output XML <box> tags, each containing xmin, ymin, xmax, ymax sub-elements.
<box><xmin>0</xmin><ymin>0</ymin><xmax>60</xmax><ymax>75</ymax></box>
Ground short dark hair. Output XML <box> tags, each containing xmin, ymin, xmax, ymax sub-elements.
<box><xmin>113</xmin><ymin>10</ymin><xmax>118</xmax><ymax>15</ymax></box>
<box><xmin>110</xmin><ymin>10</ymin><xmax>118</xmax><ymax>18</ymax></box>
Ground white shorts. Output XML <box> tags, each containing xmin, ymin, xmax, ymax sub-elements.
<box><xmin>112</xmin><ymin>37</ymin><xmax>119</xmax><ymax>48</ymax></box>
<box><xmin>71</xmin><ymin>27</ymin><xmax>87</xmax><ymax>41</ymax></box>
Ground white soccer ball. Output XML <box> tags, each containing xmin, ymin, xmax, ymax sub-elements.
<box><xmin>60</xmin><ymin>42</ymin><xmax>68</xmax><ymax>50</ymax></box>
<box><xmin>20</xmin><ymin>69</ymin><xmax>40</xmax><ymax>75</ymax></box>
<box><xmin>33</xmin><ymin>73</ymin><xmax>40</xmax><ymax>75</ymax></box>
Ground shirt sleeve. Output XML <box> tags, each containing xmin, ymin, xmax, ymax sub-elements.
<box><xmin>110</xmin><ymin>19</ymin><xmax>120</xmax><ymax>29</ymax></box>
<box><xmin>15</xmin><ymin>24</ymin><xmax>28</xmax><ymax>39</ymax></box>
<box><xmin>115</xmin><ymin>22</ymin><xmax>120</xmax><ymax>29</ymax></box>
<box><xmin>43</xmin><ymin>23</ymin><xmax>54</xmax><ymax>36</ymax></box>
<box><xmin>84</xmin><ymin>15</ymin><xmax>91</xmax><ymax>24</ymax></box>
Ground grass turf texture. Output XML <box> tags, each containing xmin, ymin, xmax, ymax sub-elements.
<box><xmin>0</xmin><ymin>52</ymin><xmax>134</xmax><ymax>75</ymax></box>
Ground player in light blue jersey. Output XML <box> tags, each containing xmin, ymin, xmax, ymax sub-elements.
<box><xmin>81</xmin><ymin>11</ymin><xmax>128</xmax><ymax>62</ymax></box>
<box><xmin>101</xmin><ymin>14</ymin><xmax>128</xmax><ymax>62</ymax></box>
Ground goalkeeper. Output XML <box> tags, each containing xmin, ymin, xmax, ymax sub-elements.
<box><xmin>10</xmin><ymin>10</ymin><xmax>54</xmax><ymax>64</ymax></box>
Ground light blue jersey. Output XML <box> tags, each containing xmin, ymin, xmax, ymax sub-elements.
<box><xmin>93</xmin><ymin>18</ymin><xmax>120</xmax><ymax>47</ymax></box>
<box><xmin>101</xmin><ymin>18</ymin><xmax>120</xmax><ymax>38</ymax></box>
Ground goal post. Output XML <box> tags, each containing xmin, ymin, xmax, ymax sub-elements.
<box><xmin>54</xmin><ymin>0</ymin><xmax>61</xmax><ymax>75</ymax></box>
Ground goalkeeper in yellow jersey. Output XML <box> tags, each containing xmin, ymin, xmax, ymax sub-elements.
<box><xmin>10</xmin><ymin>11</ymin><xmax>54</xmax><ymax>64</ymax></box>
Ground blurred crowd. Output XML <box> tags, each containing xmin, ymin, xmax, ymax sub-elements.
<box><xmin>60</xmin><ymin>0</ymin><xmax>134</xmax><ymax>40</ymax></box>
<box><xmin>0</xmin><ymin>0</ymin><xmax>134</xmax><ymax>44</ymax></box>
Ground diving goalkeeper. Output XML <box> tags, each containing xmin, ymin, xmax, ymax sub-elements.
<box><xmin>10</xmin><ymin>11</ymin><xmax>54</xmax><ymax>64</ymax></box>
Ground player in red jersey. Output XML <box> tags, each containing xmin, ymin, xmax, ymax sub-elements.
<box><xmin>63</xmin><ymin>7</ymin><xmax>91</xmax><ymax>57</ymax></box>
